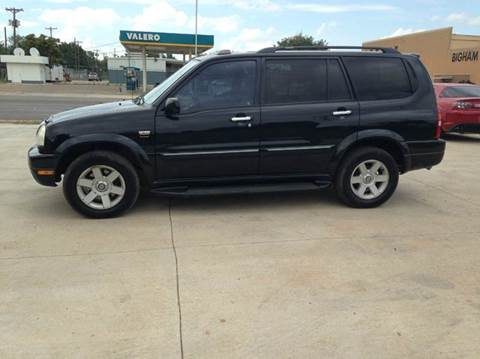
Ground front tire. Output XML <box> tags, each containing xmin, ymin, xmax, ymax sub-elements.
<box><xmin>63</xmin><ymin>151</ymin><xmax>140</xmax><ymax>218</ymax></box>
<box><xmin>335</xmin><ymin>147</ymin><xmax>399</xmax><ymax>208</ymax></box>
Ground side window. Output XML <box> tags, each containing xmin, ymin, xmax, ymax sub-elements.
<box><xmin>175</xmin><ymin>60</ymin><xmax>256</xmax><ymax>113</ymax></box>
<box><xmin>264</xmin><ymin>59</ymin><xmax>327</xmax><ymax>105</ymax></box>
<box><xmin>343</xmin><ymin>57</ymin><xmax>413</xmax><ymax>101</ymax></box>
<box><xmin>327</xmin><ymin>59</ymin><xmax>351</xmax><ymax>101</ymax></box>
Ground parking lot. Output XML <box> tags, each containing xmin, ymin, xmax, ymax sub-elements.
<box><xmin>1</xmin><ymin>123</ymin><xmax>480</xmax><ymax>358</ymax></box>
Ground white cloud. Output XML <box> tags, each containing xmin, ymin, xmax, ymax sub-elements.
<box><xmin>192</xmin><ymin>15</ymin><xmax>241</xmax><ymax>34</ymax></box>
<box><xmin>287</xmin><ymin>3</ymin><xmax>396</xmax><ymax>13</ymax></box>
<box><xmin>316</xmin><ymin>21</ymin><xmax>337</xmax><ymax>36</ymax></box>
<box><xmin>130</xmin><ymin>1</ymin><xmax>189</xmax><ymax>31</ymax></box>
<box><xmin>40</xmin><ymin>7</ymin><xmax>121</xmax><ymax>42</ymax></box>
<box><xmin>383</xmin><ymin>28</ymin><xmax>426</xmax><ymax>38</ymax></box>
<box><xmin>446</xmin><ymin>12</ymin><xmax>480</xmax><ymax>26</ymax></box>
<box><xmin>220</xmin><ymin>27</ymin><xmax>276</xmax><ymax>52</ymax></box>
<box><xmin>230</xmin><ymin>0</ymin><xmax>281</xmax><ymax>11</ymax></box>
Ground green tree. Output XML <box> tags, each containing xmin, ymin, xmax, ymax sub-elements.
<box><xmin>276</xmin><ymin>32</ymin><xmax>327</xmax><ymax>47</ymax></box>
<box><xmin>18</xmin><ymin>34</ymin><xmax>62</xmax><ymax>64</ymax></box>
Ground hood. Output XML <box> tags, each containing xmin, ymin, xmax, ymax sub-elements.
<box><xmin>46</xmin><ymin>100</ymin><xmax>143</xmax><ymax>124</ymax></box>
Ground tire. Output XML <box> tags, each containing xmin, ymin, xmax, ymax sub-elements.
<box><xmin>335</xmin><ymin>147</ymin><xmax>399</xmax><ymax>208</ymax></box>
<box><xmin>63</xmin><ymin>151</ymin><xmax>140</xmax><ymax>218</ymax></box>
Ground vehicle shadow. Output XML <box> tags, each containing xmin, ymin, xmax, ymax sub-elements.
<box><xmin>442</xmin><ymin>133</ymin><xmax>480</xmax><ymax>142</ymax></box>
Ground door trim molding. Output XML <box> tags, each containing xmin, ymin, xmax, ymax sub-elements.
<box><xmin>263</xmin><ymin>145</ymin><xmax>334</xmax><ymax>152</ymax></box>
<box><xmin>161</xmin><ymin>148</ymin><xmax>259</xmax><ymax>157</ymax></box>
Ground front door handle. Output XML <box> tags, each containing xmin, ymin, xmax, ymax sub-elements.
<box><xmin>332</xmin><ymin>110</ymin><xmax>352</xmax><ymax>116</ymax></box>
<box><xmin>231</xmin><ymin>116</ymin><xmax>252</xmax><ymax>122</ymax></box>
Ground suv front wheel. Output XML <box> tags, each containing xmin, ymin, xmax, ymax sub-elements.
<box><xmin>63</xmin><ymin>151</ymin><xmax>140</xmax><ymax>218</ymax></box>
<box><xmin>336</xmin><ymin>147</ymin><xmax>399</xmax><ymax>208</ymax></box>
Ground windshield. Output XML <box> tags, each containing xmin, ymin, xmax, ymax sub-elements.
<box><xmin>441</xmin><ymin>85</ymin><xmax>480</xmax><ymax>98</ymax></box>
<box><xmin>142</xmin><ymin>59</ymin><xmax>201</xmax><ymax>104</ymax></box>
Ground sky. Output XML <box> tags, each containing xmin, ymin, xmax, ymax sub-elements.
<box><xmin>1</xmin><ymin>0</ymin><xmax>480</xmax><ymax>57</ymax></box>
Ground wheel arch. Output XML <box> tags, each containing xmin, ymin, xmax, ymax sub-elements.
<box><xmin>331</xmin><ymin>130</ymin><xmax>409</xmax><ymax>175</ymax></box>
<box><xmin>55</xmin><ymin>134</ymin><xmax>153</xmax><ymax>188</ymax></box>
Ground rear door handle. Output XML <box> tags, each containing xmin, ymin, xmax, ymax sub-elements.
<box><xmin>231</xmin><ymin>116</ymin><xmax>252</xmax><ymax>122</ymax></box>
<box><xmin>332</xmin><ymin>110</ymin><xmax>352</xmax><ymax>116</ymax></box>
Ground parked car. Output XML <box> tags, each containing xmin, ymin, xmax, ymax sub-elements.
<box><xmin>88</xmin><ymin>72</ymin><xmax>100</xmax><ymax>81</ymax></box>
<box><xmin>434</xmin><ymin>83</ymin><xmax>480</xmax><ymax>134</ymax></box>
<box><xmin>28</xmin><ymin>46</ymin><xmax>445</xmax><ymax>218</ymax></box>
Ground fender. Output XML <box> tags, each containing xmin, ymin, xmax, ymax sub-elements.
<box><xmin>329</xmin><ymin>129</ymin><xmax>410</xmax><ymax>174</ymax></box>
<box><xmin>55</xmin><ymin>133</ymin><xmax>153</xmax><ymax>182</ymax></box>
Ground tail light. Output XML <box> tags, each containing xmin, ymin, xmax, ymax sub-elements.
<box><xmin>454</xmin><ymin>101</ymin><xmax>474</xmax><ymax>110</ymax></box>
<box><xmin>435</xmin><ymin>112</ymin><xmax>442</xmax><ymax>139</ymax></box>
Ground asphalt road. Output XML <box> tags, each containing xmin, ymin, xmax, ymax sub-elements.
<box><xmin>2</xmin><ymin>124</ymin><xmax>480</xmax><ymax>358</ymax></box>
<box><xmin>0</xmin><ymin>94</ymin><xmax>128</xmax><ymax>122</ymax></box>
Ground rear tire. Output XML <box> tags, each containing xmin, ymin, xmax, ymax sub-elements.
<box><xmin>335</xmin><ymin>147</ymin><xmax>399</xmax><ymax>208</ymax></box>
<box><xmin>63</xmin><ymin>151</ymin><xmax>140</xmax><ymax>218</ymax></box>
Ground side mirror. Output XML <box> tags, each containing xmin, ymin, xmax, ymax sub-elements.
<box><xmin>164</xmin><ymin>97</ymin><xmax>180</xmax><ymax>118</ymax></box>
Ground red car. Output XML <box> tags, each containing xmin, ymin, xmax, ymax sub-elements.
<box><xmin>434</xmin><ymin>83</ymin><xmax>480</xmax><ymax>134</ymax></box>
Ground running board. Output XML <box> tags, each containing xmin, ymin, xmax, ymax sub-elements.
<box><xmin>151</xmin><ymin>181</ymin><xmax>330</xmax><ymax>197</ymax></box>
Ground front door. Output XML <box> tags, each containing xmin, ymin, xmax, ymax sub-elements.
<box><xmin>260</xmin><ymin>57</ymin><xmax>359</xmax><ymax>175</ymax></box>
<box><xmin>155</xmin><ymin>59</ymin><xmax>260</xmax><ymax>181</ymax></box>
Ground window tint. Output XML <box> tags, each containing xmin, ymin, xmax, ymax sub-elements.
<box><xmin>440</xmin><ymin>86</ymin><xmax>480</xmax><ymax>98</ymax></box>
<box><xmin>264</xmin><ymin>59</ymin><xmax>327</xmax><ymax>104</ymax></box>
<box><xmin>327</xmin><ymin>59</ymin><xmax>351</xmax><ymax>101</ymax></box>
<box><xmin>343</xmin><ymin>57</ymin><xmax>413</xmax><ymax>101</ymax></box>
<box><xmin>175</xmin><ymin>60</ymin><xmax>256</xmax><ymax>113</ymax></box>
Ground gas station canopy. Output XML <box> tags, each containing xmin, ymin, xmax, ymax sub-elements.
<box><xmin>119</xmin><ymin>30</ymin><xmax>214</xmax><ymax>55</ymax></box>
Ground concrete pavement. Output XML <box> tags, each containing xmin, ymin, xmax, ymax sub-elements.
<box><xmin>1</xmin><ymin>124</ymin><xmax>480</xmax><ymax>358</ymax></box>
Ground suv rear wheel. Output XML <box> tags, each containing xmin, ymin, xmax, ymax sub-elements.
<box><xmin>63</xmin><ymin>151</ymin><xmax>140</xmax><ymax>218</ymax></box>
<box><xmin>336</xmin><ymin>147</ymin><xmax>399</xmax><ymax>208</ymax></box>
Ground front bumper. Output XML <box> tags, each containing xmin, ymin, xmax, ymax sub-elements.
<box><xmin>404</xmin><ymin>139</ymin><xmax>446</xmax><ymax>172</ymax></box>
<box><xmin>28</xmin><ymin>146</ymin><xmax>59</xmax><ymax>187</ymax></box>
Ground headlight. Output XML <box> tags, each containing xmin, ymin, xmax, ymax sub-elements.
<box><xmin>36</xmin><ymin>122</ymin><xmax>46</xmax><ymax>147</ymax></box>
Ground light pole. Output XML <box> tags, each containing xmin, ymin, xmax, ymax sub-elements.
<box><xmin>194</xmin><ymin>0</ymin><xmax>198</xmax><ymax>57</ymax></box>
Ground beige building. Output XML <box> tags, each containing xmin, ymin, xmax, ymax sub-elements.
<box><xmin>364</xmin><ymin>27</ymin><xmax>480</xmax><ymax>83</ymax></box>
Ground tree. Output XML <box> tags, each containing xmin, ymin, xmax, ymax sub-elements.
<box><xmin>18</xmin><ymin>34</ymin><xmax>62</xmax><ymax>64</ymax></box>
<box><xmin>276</xmin><ymin>32</ymin><xmax>327</xmax><ymax>47</ymax></box>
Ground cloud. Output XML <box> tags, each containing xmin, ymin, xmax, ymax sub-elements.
<box><xmin>287</xmin><ymin>3</ymin><xmax>396</xmax><ymax>13</ymax></box>
<box><xmin>220</xmin><ymin>27</ymin><xmax>276</xmax><ymax>52</ymax></box>
<box><xmin>230</xmin><ymin>0</ymin><xmax>281</xmax><ymax>11</ymax></box>
<box><xmin>446</xmin><ymin>12</ymin><xmax>480</xmax><ymax>26</ymax></box>
<box><xmin>192</xmin><ymin>15</ymin><xmax>241</xmax><ymax>34</ymax></box>
<box><xmin>130</xmin><ymin>0</ymin><xmax>189</xmax><ymax>31</ymax></box>
<box><xmin>39</xmin><ymin>7</ymin><xmax>121</xmax><ymax>42</ymax></box>
<box><xmin>383</xmin><ymin>28</ymin><xmax>426</xmax><ymax>38</ymax></box>
<box><xmin>316</xmin><ymin>21</ymin><xmax>337</xmax><ymax>36</ymax></box>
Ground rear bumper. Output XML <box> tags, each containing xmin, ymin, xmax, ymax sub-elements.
<box><xmin>444</xmin><ymin>112</ymin><xmax>480</xmax><ymax>133</ymax></box>
<box><xmin>404</xmin><ymin>139</ymin><xmax>446</xmax><ymax>172</ymax></box>
<box><xmin>28</xmin><ymin>146</ymin><xmax>58</xmax><ymax>187</ymax></box>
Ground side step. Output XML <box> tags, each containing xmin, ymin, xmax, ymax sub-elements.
<box><xmin>151</xmin><ymin>181</ymin><xmax>330</xmax><ymax>197</ymax></box>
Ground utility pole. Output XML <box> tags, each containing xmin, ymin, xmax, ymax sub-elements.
<box><xmin>45</xmin><ymin>26</ymin><xmax>57</xmax><ymax>38</ymax></box>
<box><xmin>73</xmin><ymin>37</ymin><xmax>82</xmax><ymax>78</ymax></box>
<box><xmin>5</xmin><ymin>7</ymin><xmax>23</xmax><ymax>48</ymax></box>
<box><xmin>3</xmin><ymin>27</ymin><xmax>7</xmax><ymax>48</ymax></box>
<box><xmin>194</xmin><ymin>0</ymin><xmax>198</xmax><ymax>56</ymax></box>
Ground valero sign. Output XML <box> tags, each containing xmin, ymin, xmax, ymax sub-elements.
<box><xmin>119</xmin><ymin>30</ymin><xmax>214</xmax><ymax>48</ymax></box>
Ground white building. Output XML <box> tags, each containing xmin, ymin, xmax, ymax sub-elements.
<box><xmin>0</xmin><ymin>48</ymin><xmax>49</xmax><ymax>84</ymax></box>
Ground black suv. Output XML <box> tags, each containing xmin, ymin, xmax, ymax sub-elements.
<box><xmin>28</xmin><ymin>46</ymin><xmax>445</xmax><ymax>218</ymax></box>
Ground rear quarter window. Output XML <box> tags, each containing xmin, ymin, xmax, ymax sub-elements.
<box><xmin>343</xmin><ymin>57</ymin><xmax>414</xmax><ymax>101</ymax></box>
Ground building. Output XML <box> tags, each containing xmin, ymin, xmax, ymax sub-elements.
<box><xmin>107</xmin><ymin>54</ymin><xmax>183</xmax><ymax>86</ymax></box>
<box><xmin>363</xmin><ymin>27</ymin><xmax>480</xmax><ymax>83</ymax></box>
<box><xmin>0</xmin><ymin>48</ymin><xmax>49</xmax><ymax>83</ymax></box>
<box><xmin>118</xmin><ymin>30</ymin><xmax>214</xmax><ymax>92</ymax></box>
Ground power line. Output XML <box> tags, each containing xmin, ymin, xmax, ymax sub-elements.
<box><xmin>45</xmin><ymin>26</ymin><xmax>57</xmax><ymax>38</ymax></box>
<box><xmin>5</xmin><ymin>7</ymin><xmax>23</xmax><ymax>48</ymax></box>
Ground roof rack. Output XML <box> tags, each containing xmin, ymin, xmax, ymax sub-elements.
<box><xmin>257</xmin><ymin>46</ymin><xmax>400</xmax><ymax>54</ymax></box>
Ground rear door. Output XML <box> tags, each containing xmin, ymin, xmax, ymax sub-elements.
<box><xmin>259</xmin><ymin>57</ymin><xmax>359</xmax><ymax>175</ymax></box>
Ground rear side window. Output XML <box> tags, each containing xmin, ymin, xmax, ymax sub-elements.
<box><xmin>327</xmin><ymin>59</ymin><xmax>351</xmax><ymax>101</ymax></box>
<box><xmin>343</xmin><ymin>57</ymin><xmax>413</xmax><ymax>101</ymax></box>
<box><xmin>264</xmin><ymin>59</ymin><xmax>327</xmax><ymax>104</ymax></box>
<box><xmin>440</xmin><ymin>86</ymin><xmax>480</xmax><ymax>98</ymax></box>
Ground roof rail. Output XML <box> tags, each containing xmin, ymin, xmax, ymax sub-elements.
<box><xmin>257</xmin><ymin>46</ymin><xmax>400</xmax><ymax>54</ymax></box>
